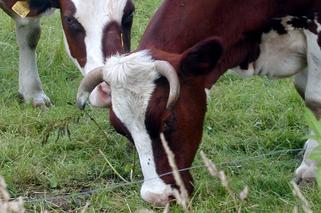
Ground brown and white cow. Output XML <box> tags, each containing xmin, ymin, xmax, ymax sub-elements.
<box><xmin>77</xmin><ymin>0</ymin><xmax>321</xmax><ymax>205</ymax></box>
<box><xmin>0</xmin><ymin>0</ymin><xmax>134</xmax><ymax>107</ymax></box>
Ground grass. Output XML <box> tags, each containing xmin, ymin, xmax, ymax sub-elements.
<box><xmin>0</xmin><ymin>0</ymin><xmax>320</xmax><ymax>212</ymax></box>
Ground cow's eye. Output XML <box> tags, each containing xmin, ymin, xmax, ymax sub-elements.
<box><xmin>163</xmin><ymin>119</ymin><xmax>174</xmax><ymax>134</ymax></box>
<box><xmin>162</xmin><ymin>112</ymin><xmax>176</xmax><ymax>134</ymax></box>
<box><xmin>64</xmin><ymin>16</ymin><xmax>83</xmax><ymax>32</ymax></box>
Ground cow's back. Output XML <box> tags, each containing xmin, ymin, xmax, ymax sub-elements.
<box><xmin>138</xmin><ymin>0</ymin><xmax>320</xmax><ymax>54</ymax></box>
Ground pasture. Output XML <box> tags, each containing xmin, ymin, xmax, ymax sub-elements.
<box><xmin>0</xmin><ymin>0</ymin><xmax>320</xmax><ymax>212</ymax></box>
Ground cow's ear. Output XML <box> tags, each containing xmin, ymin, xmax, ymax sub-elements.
<box><xmin>180</xmin><ymin>37</ymin><xmax>223</xmax><ymax>76</ymax></box>
<box><xmin>28</xmin><ymin>0</ymin><xmax>59</xmax><ymax>14</ymax></box>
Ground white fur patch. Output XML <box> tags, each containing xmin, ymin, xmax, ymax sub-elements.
<box><xmin>233</xmin><ymin>24</ymin><xmax>307</xmax><ymax>78</ymax></box>
<box><xmin>104</xmin><ymin>51</ymin><xmax>158</xmax><ymax>85</ymax></box>
<box><xmin>103</xmin><ymin>51</ymin><xmax>172</xmax><ymax>204</ymax></box>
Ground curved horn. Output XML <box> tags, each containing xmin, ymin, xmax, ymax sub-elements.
<box><xmin>155</xmin><ymin>61</ymin><xmax>180</xmax><ymax>110</ymax></box>
<box><xmin>77</xmin><ymin>67</ymin><xmax>104</xmax><ymax>110</ymax></box>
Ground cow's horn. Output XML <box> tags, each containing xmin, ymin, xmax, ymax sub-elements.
<box><xmin>155</xmin><ymin>61</ymin><xmax>180</xmax><ymax>110</ymax></box>
<box><xmin>77</xmin><ymin>67</ymin><xmax>104</xmax><ymax>110</ymax></box>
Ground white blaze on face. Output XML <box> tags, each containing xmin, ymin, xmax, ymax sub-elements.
<box><xmin>103</xmin><ymin>51</ymin><xmax>173</xmax><ymax>205</ymax></box>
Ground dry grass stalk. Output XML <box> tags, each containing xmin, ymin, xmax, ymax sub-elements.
<box><xmin>0</xmin><ymin>176</ymin><xmax>24</xmax><ymax>213</ymax></box>
<box><xmin>136</xmin><ymin>208</ymin><xmax>155</xmax><ymax>213</ymax></box>
<box><xmin>291</xmin><ymin>181</ymin><xmax>313</xmax><ymax>213</ymax></box>
<box><xmin>80</xmin><ymin>201</ymin><xmax>90</xmax><ymax>213</ymax></box>
<box><xmin>160</xmin><ymin>133</ymin><xmax>190</xmax><ymax>211</ymax></box>
<box><xmin>200</xmin><ymin>151</ymin><xmax>249</xmax><ymax>213</ymax></box>
<box><xmin>293</xmin><ymin>206</ymin><xmax>299</xmax><ymax>213</ymax></box>
<box><xmin>163</xmin><ymin>203</ymin><xmax>170</xmax><ymax>213</ymax></box>
<box><xmin>99</xmin><ymin>149</ymin><xmax>128</xmax><ymax>183</ymax></box>
<box><xmin>200</xmin><ymin>152</ymin><xmax>237</xmax><ymax>201</ymax></box>
<box><xmin>84</xmin><ymin>110</ymin><xmax>110</xmax><ymax>141</ymax></box>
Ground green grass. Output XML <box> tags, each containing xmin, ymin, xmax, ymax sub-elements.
<box><xmin>0</xmin><ymin>0</ymin><xmax>320</xmax><ymax>212</ymax></box>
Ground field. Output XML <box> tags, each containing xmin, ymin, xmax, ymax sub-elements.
<box><xmin>0</xmin><ymin>0</ymin><xmax>320</xmax><ymax>212</ymax></box>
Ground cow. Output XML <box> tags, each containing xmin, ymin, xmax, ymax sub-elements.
<box><xmin>77</xmin><ymin>0</ymin><xmax>321</xmax><ymax>206</ymax></box>
<box><xmin>0</xmin><ymin>0</ymin><xmax>134</xmax><ymax>107</ymax></box>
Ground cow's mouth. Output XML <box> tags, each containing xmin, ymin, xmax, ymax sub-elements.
<box><xmin>89</xmin><ymin>82</ymin><xmax>112</xmax><ymax>108</ymax></box>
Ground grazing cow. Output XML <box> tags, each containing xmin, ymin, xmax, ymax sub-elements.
<box><xmin>77</xmin><ymin>0</ymin><xmax>321</xmax><ymax>205</ymax></box>
<box><xmin>0</xmin><ymin>0</ymin><xmax>134</xmax><ymax>107</ymax></box>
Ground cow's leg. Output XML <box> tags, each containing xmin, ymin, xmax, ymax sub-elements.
<box><xmin>295</xmin><ymin>138</ymin><xmax>319</xmax><ymax>182</ymax></box>
<box><xmin>293</xmin><ymin>69</ymin><xmax>318</xmax><ymax>182</ymax></box>
<box><xmin>16</xmin><ymin>18</ymin><xmax>51</xmax><ymax>107</ymax></box>
<box><xmin>295</xmin><ymin>30</ymin><xmax>321</xmax><ymax>183</ymax></box>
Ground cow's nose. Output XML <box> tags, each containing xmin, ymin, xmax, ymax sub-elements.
<box><xmin>140</xmin><ymin>180</ymin><xmax>173</xmax><ymax>206</ymax></box>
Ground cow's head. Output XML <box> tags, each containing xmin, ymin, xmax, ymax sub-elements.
<box><xmin>28</xmin><ymin>0</ymin><xmax>135</xmax><ymax>107</ymax></box>
<box><xmin>77</xmin><ymin>37</ymin><xmax>223</xmax><ymax>205</ymax></box>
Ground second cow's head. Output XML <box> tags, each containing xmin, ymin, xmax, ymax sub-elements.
<box><xmin>77</xmin><ymin>37</ymin><xmax>223</xmax><ymax>205</ymax></box>
<box><xmin>29</xmin><ymin>0</ymin><xmax>134</xmax><ymax>107</ymax></box>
